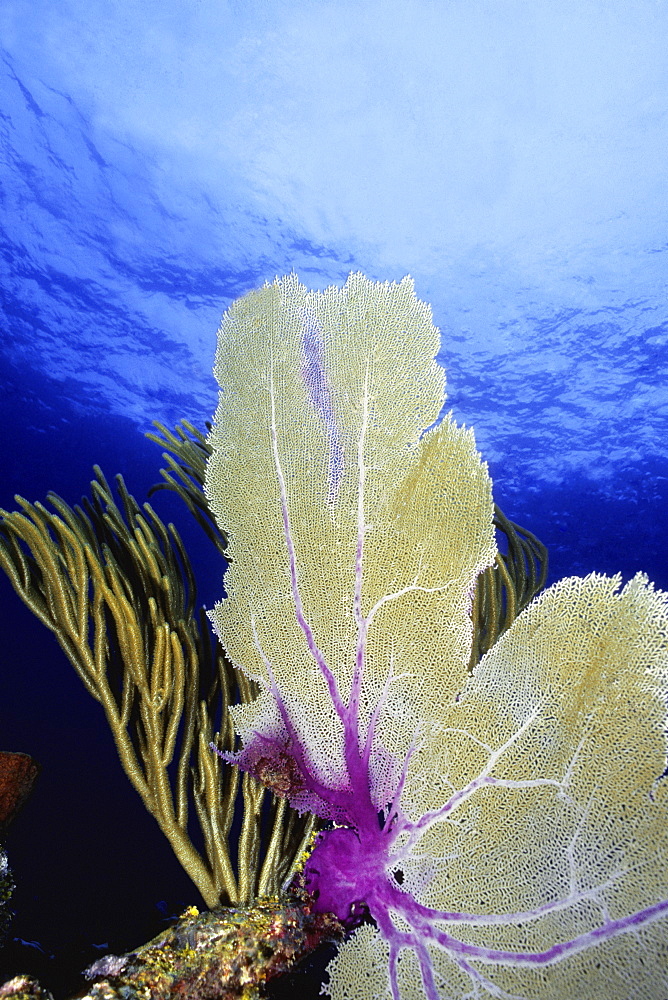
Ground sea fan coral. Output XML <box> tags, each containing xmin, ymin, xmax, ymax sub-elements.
<box><xmin>205</xmin><ymin>273</ymin><xmax>668</xmax><ymax>999</ymax></box>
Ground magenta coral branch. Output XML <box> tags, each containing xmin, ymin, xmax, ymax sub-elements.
<box><xmin>262</xmin><ymin>660</ymin><xmax>347</xmax><ymax>807</ymax></box>
<box><xmin>365</xmin><ymin>879</ymin><xmax>668</xmax><ymax>999</ymax></box>
<box><xmin>380</xmin><ymin>735</ymin><xmax>419</xmax><ymax>834</ymax></box>
<box><xmin>373</xmin><ymin>903</ymin><xmax>441</xmax><ymax>1000</ymax></box>
<box><xmin>405</xmin><ymin>896</ymin><xmax>668</xmax><ymax>968</ymax></box>
<box><xmin>267</xmin><ymin>372</ymin><xmax>383</xmax><ymax>821</ymax></box>
<box><xmin>381</xmin><ymin>873</ymin><xmax>629</xmax><ymax>928</ymax></box>
<box><xmin>350</xmin><ymin>370</ymin><xmax>370</xmax><ymax>715</ymax></box>
<box><xmin>344</xmin><ymin>371</ymin><xmax>378</xmax><ymax>798</ymax></box>
<box><xmin>268</xmin><ymin>376</ymin><xmax>345</xmax><ymax>721</ymax></box>
<box><xmin>361</xmin><ymin>658</ymin><xmax>395</xmax><ymax>770</ymax></box>
<box><xmin>246</xmin><ymin>622</ymin><xmax>334</xmax><ymax>802</ymax></box>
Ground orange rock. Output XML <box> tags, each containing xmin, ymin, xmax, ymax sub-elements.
<box><xmin>0</xmin><ymin>753</ymin><xmax>40</xmax><ymax>833</ymax></box>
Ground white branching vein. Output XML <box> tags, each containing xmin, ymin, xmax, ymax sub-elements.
<box><xmin>268</xmin><ymin>371</ymin><xmax>344</xmax><ymax>717</ymax></box>
<box><xmin>399</xmin><ymin>708</ymin><xmax>546</xmax><ymax>848</ymax></box>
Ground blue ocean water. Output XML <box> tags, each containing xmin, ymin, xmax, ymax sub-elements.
<box><xmin>1</xmin><ymin>1</ymin><xmax>667</xmax><ymax>995</ymax></box>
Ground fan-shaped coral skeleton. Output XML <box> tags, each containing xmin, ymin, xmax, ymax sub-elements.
<box><xmin>205</xmin><ymin>273</ymin><xmax>668</xmax><ymax>1000</ymax></box>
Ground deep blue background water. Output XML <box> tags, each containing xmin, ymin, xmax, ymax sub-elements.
<box><xmin>1</xmin><ymin>2</ymin><xmax>668</xmax><ymax>995</ymax></box>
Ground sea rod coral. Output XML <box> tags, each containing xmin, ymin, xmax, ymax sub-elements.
<box><xmin>205</xmin><ymin>273</ymin><xmax>668</xmax><ymax>999</ymax></box>
<box><xmin>0</xmin><ymin>462</ymin><xmax>315</xmax><ymax>909</ymax></box>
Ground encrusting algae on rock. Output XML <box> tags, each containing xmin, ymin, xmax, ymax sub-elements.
<box><xmin>0</xmin><ymin>895</ymin><xmax>342</xmax><ymax>1000</ymax></box>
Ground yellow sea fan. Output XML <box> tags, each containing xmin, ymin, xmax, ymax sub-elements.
<box><xmin>206</xmin><ymin>274</ymin><xmax>668</xmax><ymax>999</ymax></box>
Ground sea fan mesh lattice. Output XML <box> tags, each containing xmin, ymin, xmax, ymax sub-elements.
<box><xmin>205</xmin><ymin>273</ymin><xmax>496</xmax><ymax>815</ymax></box>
